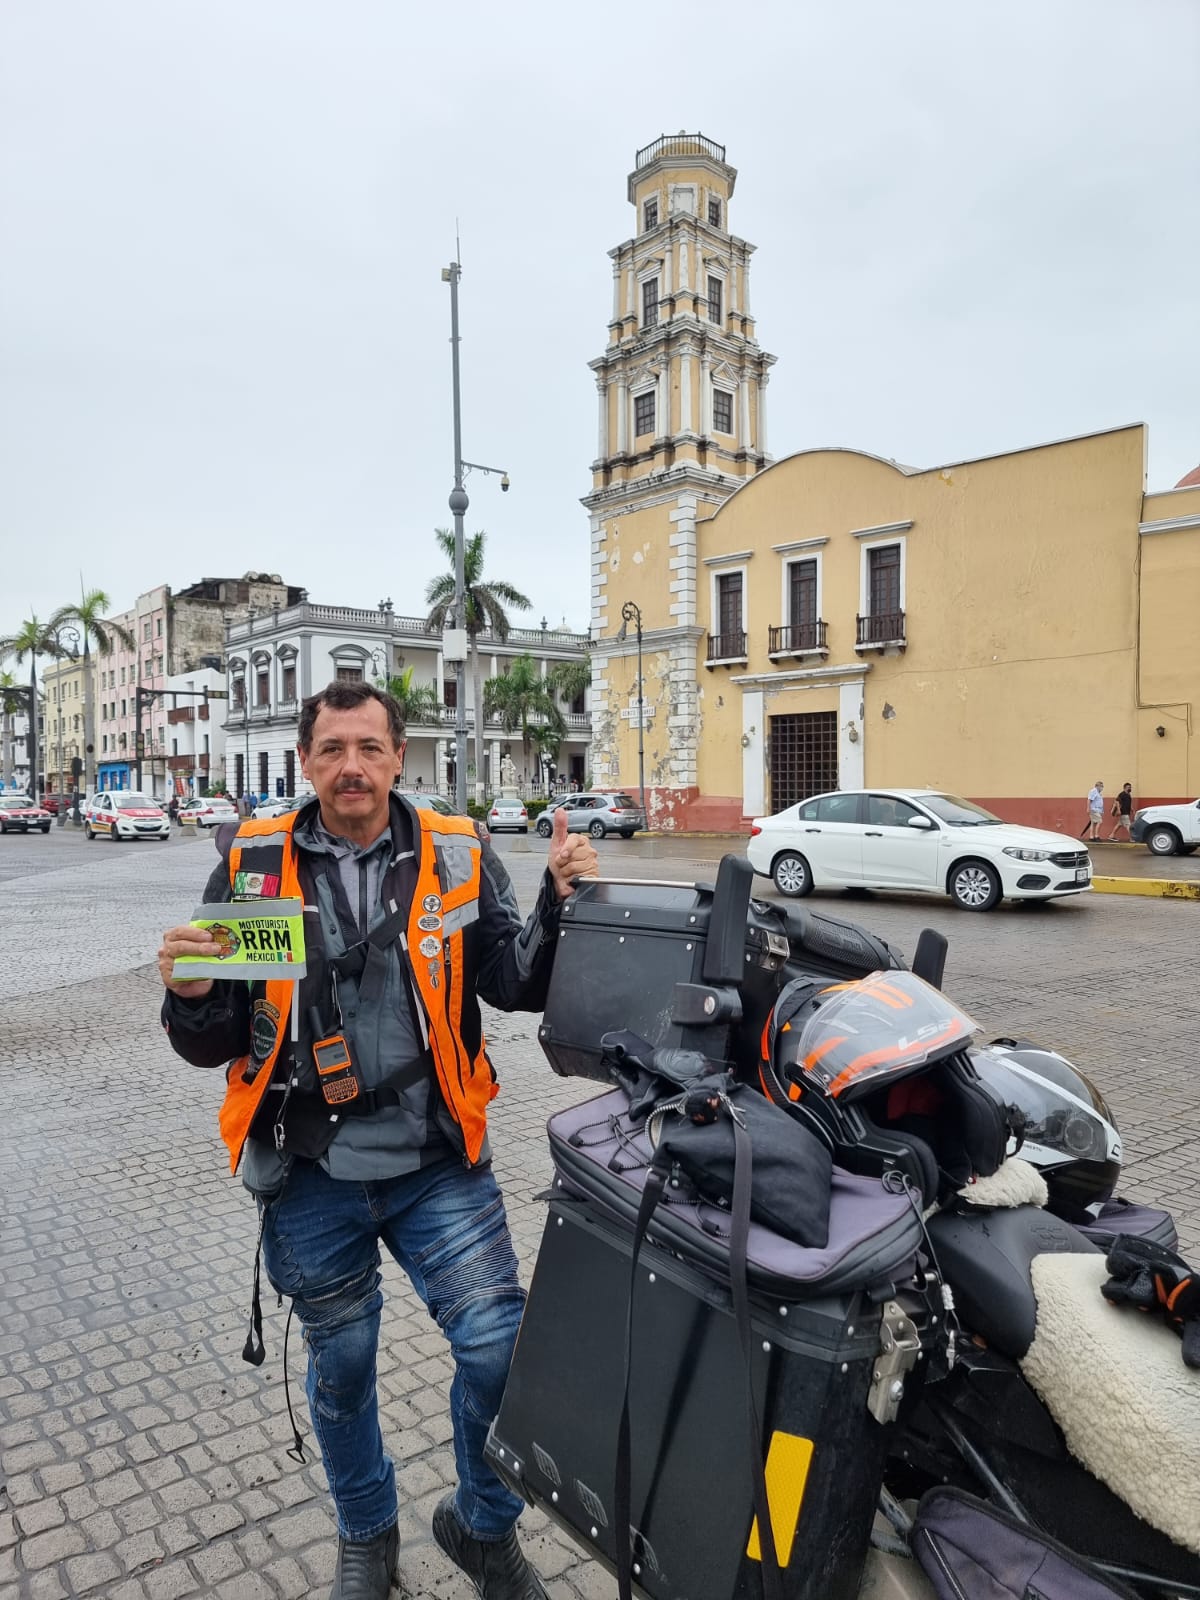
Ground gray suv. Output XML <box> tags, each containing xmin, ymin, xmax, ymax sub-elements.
<box><xmin>535</xmin><ymin>791</ymin><xmax>645</xmax><ymax>839</ymax></box>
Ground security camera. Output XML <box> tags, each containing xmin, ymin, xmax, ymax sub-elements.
<box><xmin>500</xmin><ymin>474</ymin><xmax>510</xmax><ymax>493</ymax></box>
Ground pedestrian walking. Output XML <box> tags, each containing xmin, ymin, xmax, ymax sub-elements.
<box><xmin>157</xmin><ymin>680</ymin><xmax>598</xmax><ymax>1600</ymax></box>
<box><xmin>1081</xmin><ymin>779</ymin><xmax>1105</xmax><ymax>841</ymax></box>
<box><xmin>1108</xmin><ymin>781</ymin><xmax>1135</xmax><ymax>841</ymax></box>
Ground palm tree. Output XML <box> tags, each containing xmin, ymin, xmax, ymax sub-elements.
<box><xmin>0</xmin><ymin>615</ymin><xmax>66</xmax><ymax>800</ymax></box>
<box><xmin>424</xmin><ymin>528</ymin><xmax>532</xmax><ymax>802</ymax></box>
<box><xmin>385</xmin><ymin>668</ymin><xmax>442</xmax><ymax>729</ymax></box>
<box><xmin>484</xmin><ymin>654</ymin><xmax>565</xmax><ymax>791</ymax></box>
<box><xmin>546</xmin><ymin>657</ymin><xmax>591</xmax><ymax>715</ymax></box>
<box><xmin>0</xmin><ymin>671</ymin><xmax>23</xmax><ymax>791</ymax></box>
<box><xmin>51</xmin><ymin>590</ymin><xmax>136</xmax><ymax>798</ymax></box>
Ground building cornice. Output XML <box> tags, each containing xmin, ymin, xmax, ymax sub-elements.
<box><xmin>1139</xmin><ymin>513</ymin><xmax>1200</xmax><ymax>536</ymax></box>
<box><xmin>731</xmin><ymin>661</ymin><xmax>873</xmax><ymax>688</ymax></box>
<box><xmin>849</xmin><ymin>520</ymin><xmax>914</xmax><ymax>540</ymax></box>
<box><xmin>772</xmin><ymin>537</ymin><xmax>829</xmax><ymax>554</ymax></box>
<box><xmin>703</xmin><ymin>550</ymin><xmax>754</xmax><ymax>567</ymax></box>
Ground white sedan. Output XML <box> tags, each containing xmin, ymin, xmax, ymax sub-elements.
<box><xmin>179</xmin><ymin>797</ymin><xmax>239</xmax><ymax>828</ymax></box>
<box><xmin>747</xmin><ymin>789</ymin><xmax>1092</xmax><ymax>912</ymax></box>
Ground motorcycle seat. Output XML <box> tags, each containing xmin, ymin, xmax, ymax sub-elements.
<box><xmin>925</xmin><ymin>1205</ymin><xmax>1099</xmax><ymax>1360</ymax></box>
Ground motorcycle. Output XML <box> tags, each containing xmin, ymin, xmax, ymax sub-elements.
<box><xmin>489</xmin><ymin>856</ymin><xmax>1199</xmax><ymax>1600</ymax></box>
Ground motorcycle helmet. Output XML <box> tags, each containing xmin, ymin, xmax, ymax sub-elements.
<box><xmin>760</xmin><ymin>971</ymin><xmax>1009</xmax><ymax>1204</ymax></box>
<box><xmin>969</xmin><ymin>1037</ymin><xmax>1122</xmax><ymax>1217</ymax></box>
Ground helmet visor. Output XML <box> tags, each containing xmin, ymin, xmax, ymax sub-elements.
<box><xmin>793</xmin><ymin>971</ymin><xmax>978</xmax><ymax>1100</ymax></box>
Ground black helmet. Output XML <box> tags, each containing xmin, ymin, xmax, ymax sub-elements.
<box><xmin>971</xmin><ymin>1038</ymin><xmax>1122</xmax><ymax>1215</ymax></box>
<box><xmin>760</xmin><ymin>972</ymin><xmax>1008</xmax><ymax>1204</ymax></box>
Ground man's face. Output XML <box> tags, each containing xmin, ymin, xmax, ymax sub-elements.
<box><xmin>298</xmin><ymin>700</ymin><xmax>404</xmax><ymax>838</ymax></box>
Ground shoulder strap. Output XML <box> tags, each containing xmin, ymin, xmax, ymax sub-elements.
<box><xmin>613</xmin><ymin>1118</ymin><xmax>783</xmax><ymax>1600</ymax></box>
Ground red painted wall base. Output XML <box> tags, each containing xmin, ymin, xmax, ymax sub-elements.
<box><xmin>641</xmin><ymin>790</ymin><xmax>1196</xmax><ymax>836</ymax></box>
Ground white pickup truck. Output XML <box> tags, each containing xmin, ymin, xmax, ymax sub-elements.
<box><xmin>1130</xmin><ymin>797</ymin><xmax>1200</xmax><ymax>856</ymax></box>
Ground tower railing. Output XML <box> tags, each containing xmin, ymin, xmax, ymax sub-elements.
<box><xmin>635</xmin><ymin>133</ymin><xmax>726</xmax><ymax>168</ymax></box>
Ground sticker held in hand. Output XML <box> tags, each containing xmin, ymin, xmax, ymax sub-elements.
<box><xmin>172</xmin><ymin>900</ymin><xmax>307</xmax><ymax>981</ymax></box>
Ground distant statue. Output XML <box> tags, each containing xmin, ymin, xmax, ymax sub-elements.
<box><xmin>499</xmin><ymin>752</ymin><xmax>518</xmax><ymax>793</ymax></box>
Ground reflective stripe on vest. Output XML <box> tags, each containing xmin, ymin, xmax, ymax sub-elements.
<box><xmin>409</xmin><ymin>807</ymin><xmax>496</xmax><ymax>1164</ymax></box>
<box><xmin>216</xmin><ymin>805</ymin><xmax>496</xmax><ymax>1172</ymax></box>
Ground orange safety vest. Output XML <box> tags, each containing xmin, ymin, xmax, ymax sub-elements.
<box><xmin>216</xmin><ymin>805</ymin><xmax>497</xmax><ymax>1174</ymax></box>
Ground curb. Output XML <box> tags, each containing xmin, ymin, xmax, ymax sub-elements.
<box><xmin>1091</xmin><ymin>876</ymin><xmax>1200</xmax><ymax>900</ymax></box>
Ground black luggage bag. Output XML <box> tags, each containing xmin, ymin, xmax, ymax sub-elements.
<box><xmin>538</xmin><ymin>857</ymin><xmax>902</xmax><ymax>1084</ymax></box>
<box><xmin>486</xmin><ymin>1090</ymin><xmax>944</xmax><ymax>1600</ymax></box>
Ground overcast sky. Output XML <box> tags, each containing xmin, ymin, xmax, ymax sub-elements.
<box><xmin>2</xmin><ymin>0</ymin><xmax>1197</xmax><ymax>648</ymax></box>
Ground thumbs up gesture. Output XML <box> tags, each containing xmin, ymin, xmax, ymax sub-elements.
<box><xmin>547</xmin><ymin>801</ymin><xmax>600</xmax><ymax>901</ymax></box>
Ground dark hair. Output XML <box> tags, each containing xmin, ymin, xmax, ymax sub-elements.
<box><xmin>298</xmin><ymin>680</ymin><xmax>405</xmax><ymax>751</ymax></box>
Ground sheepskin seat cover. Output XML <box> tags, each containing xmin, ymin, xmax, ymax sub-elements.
<box><xmin>957</xmin><ymin>1157</ymin><xmax>1049</xmax><ymax>1210</ymax></box>
<box><xmin>1022</xmin><ymin>1251</ymin><xmax>1200</xmax><ymax>1556</ymax></box>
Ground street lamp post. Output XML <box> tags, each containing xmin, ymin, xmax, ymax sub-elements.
<box><xmin>616</xmin><ymin>600</ymin><xmax>645</xmax><ymax>823</ymax></box>
<box><xmin>441</xmin><ymin>257</ymin><xmax>510</xmax><ymax>814</ymax></box>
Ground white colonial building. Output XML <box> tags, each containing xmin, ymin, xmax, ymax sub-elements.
<box><xmin>164</xmin><ymin>663</ymin><xmax>229</xmax><ymax>797</ymax></box>
<box><xmin>222</xmin><ymin>598</ymin><xmax>591</xmax><ymax>801</ymax></box>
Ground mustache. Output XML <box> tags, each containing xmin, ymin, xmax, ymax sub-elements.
<box><xmin>335</xmin><ymin>781</ymin><xmax>372</xmax><ymax>793</ymax></box>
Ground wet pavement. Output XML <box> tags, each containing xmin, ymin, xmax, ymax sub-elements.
<box><xmin>0</xmin><ymin>825</ymin><xmax>1197</xmax><ymax>1597</ymax></box>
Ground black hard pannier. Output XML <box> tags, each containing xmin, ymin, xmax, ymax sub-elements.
<box><xmin>486</xmin><ymin>1090</ymin><xmax>943</xmax><ymax>1600</ymax></box>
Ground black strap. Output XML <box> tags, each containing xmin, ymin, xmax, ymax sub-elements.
<box><xmin>613</xmin><ymin>1116</ymin><xmax>783</xmax><ymax>1600</ymax></box>
<box><xmin>615</xmin><ymin>1151</ymin><xmax>669</xmax><ymax>1600</ymax></box>
<box><xmin>242</xmin><ymin>1204</ymin><xmax>268</xmax><ymax>1367</ymax></box>
<box><xmin>729</xmin><ymin>1113</ymin><xmax>784</xmax><ymax>1600</ymax></box>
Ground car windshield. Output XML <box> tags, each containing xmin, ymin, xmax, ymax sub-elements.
<box><xmin>920</xmin><ymin>793</ymin><xmax>1003</xmax><ymax>827</ymax></box>
<box><xmin>119</xmin><ymin>794</ymin><xmax>157</xmax><ymax>808</ymax></box>
<box><xmin>0</xmin><ymin>798</ymin><xmax>25</xmax><ymax>810</ymax></box>
<box><xmin>611</xmin><ymin>795</ymin><xmax>639</xmax><ymax>810</ymax></box>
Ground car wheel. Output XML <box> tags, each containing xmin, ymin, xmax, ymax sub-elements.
<box><xmin>589</xmin><ymin>819</ymin><xmax>606</xmax><ymax>839</ymax></box>
<box><xmin>111</xmin><ymin>829</ymin><xmax>122</xmax><ymax>843</ymax></box>
<box><xmin>521</xmin><ymin>826</ymin><xmax>529</xmax><ymax>834</ymax></box>
<box><xmin>0</xmin><ymin>822</ymin><xmax>6</xmax><ymax>835</ymax></box>
<box><xmin>536</xmin><ymin>818</ymin><xmax>552</xmax><ymax>837</ymax></box>
<box><xmin>40</xmin><ymin>823</ymin><xmax>51</xmax><ymax>833</ymax></box>
<box><xmin>949</xmin><ymin>859</ymin><xmax>1001</xmax><ymax>911</ymax></box>
<box><xmin>84</xmin><ymin>823</ymin><xmax>94</xmax><ymax>839</ymax></box>
<box><xmin>620</xmin><ymin>830</ymin><xmax>636</xmax><ymax>839</ymax></box>
<box><xmin>1147</xmin><ymin>826</ymin><xmax>1181</xmax><ymax>857</ymax></box>
<box><xmin>772</xmin><ymin>851</ymin><xmax>813</xmax><ymax>898</ymax></box>
<box><xmin>1180</xmin><ymin>845</ymin><xmax>1198</xmax><ymax>856</ymax></box>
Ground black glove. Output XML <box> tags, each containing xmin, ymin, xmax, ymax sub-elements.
<box><xmin>1102</xmin><ymin>1233</ymin><xmax>1200</xmax><ymax>1369</ymax></box>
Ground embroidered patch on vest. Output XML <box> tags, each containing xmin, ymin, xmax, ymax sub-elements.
<box><xmin>251</xmin><ymin>998</ymin><xmax>281</xmax><ymax>1062</ymax></box>
<box><xmin>422</xmin><ymin>893</ymin><xmax>442</xmax><ymax>914</ymax></box>
<box><xmin>418</xmin><ymin>935</ymin><xmax>441</xmax><ymax>958</ymax></box>
<box><xmin>235</xmin><ymin>869</ymin><xmax>281</xmax><ymax>899</ymax></box>
<box><xmin>417</xmin><ymin>913</ymin><xmax>442</xmax><ymax>932</ymax></box>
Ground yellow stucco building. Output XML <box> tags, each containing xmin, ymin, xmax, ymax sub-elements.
<box><xmin>586</xmin><ymin>135</ymin><xmax>1200</xmax><ymax>832</ymax></box>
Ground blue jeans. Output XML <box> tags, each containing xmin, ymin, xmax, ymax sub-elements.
<box><xmin>260</xmin><ymin>1157</ymin><xmax>527</xmax><ymax>1542</ymax></box>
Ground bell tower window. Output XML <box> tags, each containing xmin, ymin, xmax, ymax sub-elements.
<box><xmin>634</xmin><ymin>391</ymin><xmax>656</xmax><ymax>437</ymax></box>
<box><xmin>641</xmin><ymin>277</ymin><xmax>659</xmax><ymax>329</ymax></box>
<box><xmin>712</xmin><ymin>388</ymin><xmax>733</xmax><ymax>435</ymax></box>
<box><xmin>708</xmin><ymin>197</ymin><xmax>722</xmax><ymax>228</ymax></box>
<box><xmin>707</xmin><ymin>275</ymin><xmax>723</xmax><ymax>325</ymax></box>
<box><xmin>643</xmin><ymin>197</ymin><xmax>658</xmax><ymax>231</ymax></box>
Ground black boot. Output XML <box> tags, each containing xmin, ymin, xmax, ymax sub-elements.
<box><xmin>329</xmin><ymin>1522</ymin><xmax>399</xmax><ymax>1600</ymax></box>
<box><xmin>432</xmin><ymin>1493</ymin><xmax>548</xmax><ymax>1600</ymax></box>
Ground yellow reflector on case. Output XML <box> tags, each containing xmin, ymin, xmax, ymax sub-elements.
<box><xmin>746</xmin><ymin>1432</ymin><xmax>814</xmax><ymax>1567</ymax></box>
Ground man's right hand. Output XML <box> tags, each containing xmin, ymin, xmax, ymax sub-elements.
<box><xmin>158</xmin><ymin>925</ymin><xmax>218</xmax><ymax>998</ymax></box>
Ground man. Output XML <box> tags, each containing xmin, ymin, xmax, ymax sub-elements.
<box><xmin>1083</xmin><ymin>779</ymin><xmax>1104</xmax><ymax>841</ymax></box>
<box><xmin>157</xmin><ymin>681</ymin><xmax>598</xmax><ymax>1600</ymax></box>
<box><xmin>1108</xmin><ymin>780</ymin><xmax>1134</xmax><ymax>841</ymax></box>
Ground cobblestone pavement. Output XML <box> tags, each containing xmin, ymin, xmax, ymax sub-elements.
<box><xmin>1</xmin><ymin>829</ymin><xmax>1197</xmax><ymax>1598</ymax></box>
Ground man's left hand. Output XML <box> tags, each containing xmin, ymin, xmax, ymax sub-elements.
<box><xmin>547</xmin><ymin>804</ymin><xmax>600</xmax><ymax>900</ymax></box>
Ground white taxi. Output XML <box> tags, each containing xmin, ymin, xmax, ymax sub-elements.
<box><xmin>85</xmin><ymin>792</ymin><xmax>171</xmax><ymax>842</ymax></box>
